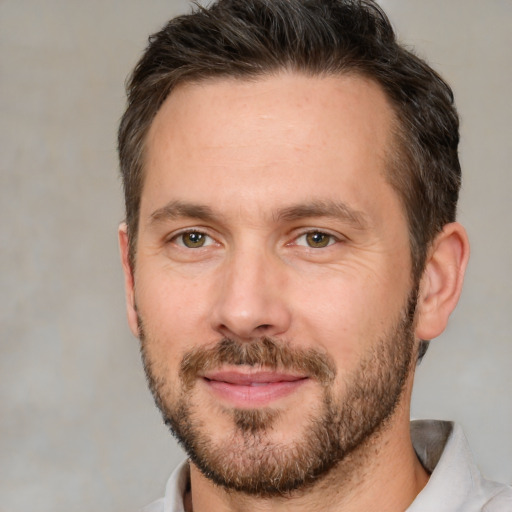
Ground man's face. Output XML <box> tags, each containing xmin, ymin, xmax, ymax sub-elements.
<box><xmin>125</xmin><ymin>73</ymin><xmax>418</xmax><ymax>494</ymax></box>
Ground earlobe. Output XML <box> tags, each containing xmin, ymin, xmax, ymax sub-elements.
<box><xmin>118</xmin><ymin>223</ymin><xmax>140</xmax><ymax>338</ymax></box>
<box><xmin>415</xmin><ymin>222</ymin><xmax>470</xmax><ymax>340</ymax></box>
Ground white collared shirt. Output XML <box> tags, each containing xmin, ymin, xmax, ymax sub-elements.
<box><xmin>142</xmin><ymin>420</ymin><xmax>512</xmax><ymax>512</ymax></box>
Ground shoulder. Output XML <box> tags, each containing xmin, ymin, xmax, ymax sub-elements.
<box><xmin>409</xmin><ymin>420</ymin><xmax>512</xmax><ymax>512</ymax></box>
<box><xmin>140</xmin><ymin>498</ymin><xmax>165</xmax><ymax>512</ymax></box>
<box><xmin>139</xmin><ymin>460</ymin><xmax>190</xmax><ymax>512</ymax></box>
<box><xmin>482</xmin><ymin>484</ymin><xmax>512</xmax><ymax>511</ymax></box>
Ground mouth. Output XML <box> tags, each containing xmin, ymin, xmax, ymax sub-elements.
<box><xmin>200</xmin><ymin>369</ymin><xmax>309</xmax><ymax>407</ymax></box>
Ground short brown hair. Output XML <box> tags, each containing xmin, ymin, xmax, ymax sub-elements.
<box><xmin>118</xmin><ymin>0</ymin><xmax>460</xmax><ymax>281</ymax></box>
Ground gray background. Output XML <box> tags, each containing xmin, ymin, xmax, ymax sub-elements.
<box><xmin>0</xmin><ymin>1</ymin><xmax>510</xmax><ymax>510</ymax></box>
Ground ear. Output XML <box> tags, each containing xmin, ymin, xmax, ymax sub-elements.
<box><xmin>118</xmin><ymin>222</ymin><xmax>140</xmax><ymax>338</ymax></box>
<box><xmin>415</xmin><ymin>222</ymin><xmax>470</xmax><ymax>340</ymax></box>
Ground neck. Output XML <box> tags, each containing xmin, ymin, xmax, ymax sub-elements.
<box><xmin>186</xmin><ymin>396</ymin><xmax>428</xmax><ymax>512</ymax></box>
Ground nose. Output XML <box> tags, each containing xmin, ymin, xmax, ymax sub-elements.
<box><xmin>210</xmin><ymin>245</ymin><xmax>292</xmax><ymax>341</ymax></box>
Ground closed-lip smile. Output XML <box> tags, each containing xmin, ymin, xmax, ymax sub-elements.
<box><xmin>200</xmin><ymin>369</ymin><xmax>308</xmax><ymax>407</ymax></box>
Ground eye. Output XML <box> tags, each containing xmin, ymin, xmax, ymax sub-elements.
<box><xmin>173</xmin><ymin>230</ymin><xmax>214</xmax><ymax>249</ymax></box>
<box><xmin>295</xmin><ymin>231</ymin><xmax>337</xmax><ymax>248</ymax></box>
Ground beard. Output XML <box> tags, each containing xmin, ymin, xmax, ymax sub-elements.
<box><xmin>138</xmin><ymin>289</ymin><xmax>418</xmax><ymax>497</ymax></box>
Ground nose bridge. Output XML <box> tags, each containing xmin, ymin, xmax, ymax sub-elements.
<box><xmin>211</xmin><ymin>238</ymin><xmax>291</xmax><ymax>340</ymax></box>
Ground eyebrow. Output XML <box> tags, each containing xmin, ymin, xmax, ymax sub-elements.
<box><xmin>275</xmin><ymin>200</ymin><xmax>369</xmax><ymax>229</ymax></box>
<box><xmin>149</xmin><ymin>200</ymin><xmax>217</xmax><ymax>225</ymax></box>
<box><xmin>149</xmin><ymin>198</ymin><xmax>369</xmax><ymax>230</ymax></box>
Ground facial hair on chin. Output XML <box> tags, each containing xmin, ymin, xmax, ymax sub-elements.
<box><xmin>138</xmin><ymin>289</ymin><xmax>418</xmax><ymax>497</ymax></box>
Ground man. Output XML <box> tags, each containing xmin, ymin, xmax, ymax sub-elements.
<box><xmin>117</xmin><ymin>1</ymin><xmax>512</xmax><ymax>510</ymax></box>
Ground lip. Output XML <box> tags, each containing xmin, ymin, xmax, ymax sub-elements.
<box><xmin>200</xmin><ymin>369</ymin><xmax>308</xmax><ymax>407</ymax></box>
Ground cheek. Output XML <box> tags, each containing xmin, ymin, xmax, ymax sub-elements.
<box><xmin>290</xmin><ymin>266</ymin><xmax>409</xmax><ymax>361</ymax></box>
<box><xmin>294</xmin><ymin>284</ymin><xmax>370</xmax><ymax>364</ymax></box>
<box><xmin>136</xmin><ymin>263</ymin><xmax>211</xmax><ymax>320</ymax></box>
<box><xmin>134</xmin><ymin>270</ymin><xmax>214</xmax><ymax>369</ymax></box>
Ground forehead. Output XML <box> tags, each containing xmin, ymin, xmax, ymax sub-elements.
<box><xmin>143</xmin><ymin>72</ymin><xmax>399</xmax><ymax>220</ymax></box>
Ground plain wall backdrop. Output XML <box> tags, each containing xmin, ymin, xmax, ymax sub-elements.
<box><xmin>0</xmin><ymin>1</ymin><xmax>510</xmax><ymax>510</ymax></box>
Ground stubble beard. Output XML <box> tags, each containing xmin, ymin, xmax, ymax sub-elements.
<box><xmin>139</xmin><ymin>290</ymin><xmax>417</xmax><ymax>497</ymax></box>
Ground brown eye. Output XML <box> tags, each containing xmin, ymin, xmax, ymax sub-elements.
<box><xmin>180</xmin><ymin>231</ymin><xmax>208</xmax><ymax>248</ymax></box>
<box><xmin>304</xmin><ymin>231</ymin><xmax>333</xmax><ymax>248</ymax></box>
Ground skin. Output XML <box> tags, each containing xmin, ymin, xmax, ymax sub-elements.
<box><xmin>119</xmin><ymin>72</ymin><xmax>469</xmax><ymax>511</ymax></box>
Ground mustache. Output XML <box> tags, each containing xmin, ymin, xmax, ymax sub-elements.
<box><xmin>180</xmin><ymin>337</ymin><xmax>336</xmax><ymax>390</ymax></box>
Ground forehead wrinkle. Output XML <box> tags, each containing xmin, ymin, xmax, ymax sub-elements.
<box><xmin>275</xmin><ymin>200</ymin><xmax>370</xmax><ymax>229</ymax></box>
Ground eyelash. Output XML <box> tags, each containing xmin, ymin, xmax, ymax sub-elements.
<box><xmin>293</xmin><ymin>230</ymin><xmax>339</xmax><ymax>249</ymax></box>
<box><xmin>169</xmin><ymin>229</ymin><xmax>215</xmax><ymax>249</ymax></box>
<box><xmin>168</xmin><ymin>228</ymin><xmax>340</xmax><ymax>250</ymax></box>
